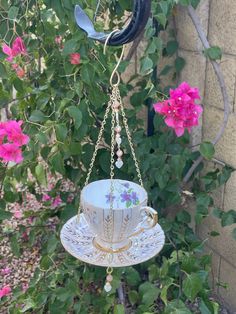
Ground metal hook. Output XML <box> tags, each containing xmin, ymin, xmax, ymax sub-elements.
<box><xmin>74</xmin><ymin>0</ymin><xmax>151</xmax><ymax>46</ymax></box>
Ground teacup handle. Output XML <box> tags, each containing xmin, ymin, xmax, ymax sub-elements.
<box><xmin>129</xmin><ymin>206</ymin><xmax>158</xmax><ymax>238</ymax></box>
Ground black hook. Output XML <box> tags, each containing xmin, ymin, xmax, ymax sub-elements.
<box><xmin>74</xmin><ymin>0</ymin><xmax>151</xmax><ymax>46</ymax></box>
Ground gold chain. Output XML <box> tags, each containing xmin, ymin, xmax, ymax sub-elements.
<box><xmin>116</xmin><ymin>89</ymin><xmax>144</xmax><ymax>188</ymax></box>
<box><xmin>108</xmin><ymin>87</ymin><xmax>116</xmax><ymax>243</ymax></box>
<box><xmin>77</xmin><ymin>101</ymin><xmax>112</xmax><ymax>218</ymax></box>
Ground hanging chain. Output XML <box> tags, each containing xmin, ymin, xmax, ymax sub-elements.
<box><xmin>84</xmin><ymin>102</ymin><xmax>112</xmax><ymax>187</ymax></box>
<box><xmin>108</xmin><ymin>87</ymin><xmax>116</xmax><ymax>241</ymax></box>
<box><xmin>116</xmin><ymin>88</ymin><xmax>144</xmax><ymax>188</ymax></box>
<box><xmin>77</xmin><ymin>101</ymin><xmax>112</xmax><ymax>218</ymax></box>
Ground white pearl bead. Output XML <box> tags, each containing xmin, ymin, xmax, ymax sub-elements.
<box><xmin>104</xmin><ymin>282</ymin><xmax>112</xmax><ymax>292</ymax></box>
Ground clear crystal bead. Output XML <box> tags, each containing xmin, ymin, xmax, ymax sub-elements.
<box><xmin>104</xmin><ymin>282</ymin><xmax>112</xmax><ymax>292</ymax></box>
<box><xmin>115</xmin><ymin>159</ymin><xmax>123</xmax><ymax>169</ymax></box>
<box><xmin>116</xmin><ymin>137</ymin><xmax>122</xmax><ymax>145</ymax></box>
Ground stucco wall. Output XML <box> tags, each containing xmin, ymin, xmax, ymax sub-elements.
<box><xmin>175</xmin><ymin>1</ymin><xmax>236</xmax><ymax>311</ymax></box>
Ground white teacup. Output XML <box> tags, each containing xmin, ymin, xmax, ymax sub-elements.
<box><xmin>80</xmin><ymin>179</ymin><xmax>158</xmax><ymax>253</ymax></box>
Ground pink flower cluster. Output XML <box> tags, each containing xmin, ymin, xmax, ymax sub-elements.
<box><xmin>153</xmin><ymin>82</ymin><xmax>203</xmax><ymax>137</ymax></box>
<box><xmin>70</xmin><ymin>53</ymin><xmax>81</xmax><ymax>65</ymax></box>
<box><xmin>42</xmin><ymin>194</ymin><xmax>62</xmax><ymax>207</ymax></box>
<box><xmin>2</xmin><ymin>37</ymin><xmax>27</xmax><ymax>78</ymax></box>
<box><xmin>0</xmin><ymin>285</ymin><xmax>11</xmax><ymax>298</ymax></box>
<box><xmin>0</xmin><ymin>120</ymin><xmax>29</xmax><ymax>164</ymax></box>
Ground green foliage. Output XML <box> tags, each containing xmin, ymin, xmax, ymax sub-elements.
<box><xmin>204</xmin><ymin>46</ymin><xmax>223</xmax><ymax>60</ymax></box>
<box><xmin>0</xmin><ymin>0</ymin><xmax>235</xmax><ymax>313</ymax></box>
<box><xmin>200</xmin><ymin>141</ymin><xmax>215</xmax><ymax>160</ymax></box>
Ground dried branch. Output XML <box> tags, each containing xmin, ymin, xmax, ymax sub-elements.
<box><xmin>182</xmin><ymin>5</ymin><xmax>230</xmax><ymax>184</ymax></box>
<box><xmin>125</xmin><ymin>29</ymin><xmax>145</xmax><ymax>62</ymax></box>
<box><xmin>117</xmin><ymin>283</ymin><xmax>125</xmax><ymax>306</ymax></box>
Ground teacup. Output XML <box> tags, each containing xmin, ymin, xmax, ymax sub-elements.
<box><xmin>80</xmin><ymin>179</ymin><xmax>158</xmax><ymax>253</ymax></box>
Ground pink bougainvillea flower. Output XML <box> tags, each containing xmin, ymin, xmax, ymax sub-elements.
<box><xmin>2</xmin><ymin>43</ymin><xmax>15</xmax><ymax>62</ymax></box>
<box><xmin>3</xmin><ymin>120</ymin><xmax>29</xmax><ymax>146</ymax></box>
<box><xmin>14</xmin><ymin>210</ymin><xmax>23</xmax><ymax>219</ymax></box>
<box><xmin>1</xmin><ymin>268</ymin><xmax>11</xmax><ymax>275</ymax></box>
<box><xmin>12</xmin><ymin>37</ymin><xmax>27</xmax><ymax>56</ymax></box>
<box><xmin>153</xmin><ymin>82</ymin><xmax>203</xmax><ymax>137</ymax></box>
<box><xmin>170</xmin><ymin>81</ymin><xmax>201</xmax><ymax>102</ymax></box>
<box><xmin>52</xmin><ymin>195</ymin><xmax>62</xmax><ymax>207</ymax></box>
<box><xmin>0</xmin><ymin>285</ymin><xmax>11</xmax><ymax>298</ymax></box>
<box><xmin>42</xmin><ymin>194</ymin><xmax>51</xmax><ymax>202</ymax></box>
<box><xmin>0</xmin><ymin>143</ymin><xmax>23</xmax><ymax>163</ymax></box>
<box><xmin>2</xmin><ymin>37</ymin><xmax>27</xmax><ymax>62</ymax></box>
<box><xmin>70</xmin><ymin>53</ymin><xmax>81</xmax><ymax>65</ymax></box>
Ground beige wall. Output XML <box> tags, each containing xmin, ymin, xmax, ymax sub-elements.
<box><xmin>175</xmin><ymin>1</ymin><xmax>236</xmax><ymax>311</ymax></box>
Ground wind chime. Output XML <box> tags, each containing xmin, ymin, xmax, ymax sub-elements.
<box><xmin>60</xmin><ymin>0</ymin><xmax>165</xmax><ymax>293</ymax></box>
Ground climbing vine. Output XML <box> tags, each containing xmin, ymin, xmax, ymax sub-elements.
<box><xmin>0</xmin><ymin>0</ymin><xmax>235</xmax><ymax>313</ymax></box>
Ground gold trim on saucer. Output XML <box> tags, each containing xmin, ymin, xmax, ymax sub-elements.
<box><xmin>93</xmin><ymin>238</ymin><xmax>132</xmax><ymax>253</ymax></box>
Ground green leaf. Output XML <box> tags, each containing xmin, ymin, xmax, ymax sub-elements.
<box><xmin>10</xmin><ymin>234</ymin><xmax>20</xmax><ymax>257</ymax></box>
<box><xmin>140</xmin><ymin>57</ymin><xmax>153</xmax><ymax>75</ymax></box>
<box><xmin>210</xmin><ymin>231</ymin><xmax>220</xmax><ymax>237</ymax></box>
<box><xmin>179</xmin><ymin>0</ymin><xmax>191</xmax><ymax>5</ymax></box>
<box><xmin>81</xmin><ymin>64</ymin><xmax>95</xmax><ymax>85</ymax></box>
<box><xmin>55</xmin><ymin>124</ymin><xmax>68</xmax><ymax>142</ymax></box>
<box><xmin>175</xmin><ymin>57</ymin><xmax>186</xmax><ymax>73</ymax></box>
<box><xmin>205</xmin><ymin>46</ymin><xmax>222</xmax><ymax>60</ymax></box>
<box><xmin>35</xmin><ymin>164</ymin><xmax>47</xmax><ymax>186</ymax></box>
<box><xmin>165</xmin><ymin>300</ymin><xmax>192</xmax><ymax>314</ymax></box>
<box><xmin>125</xmin><ymin>267</ymin><xmax>141</xmax><ymax>286</ymax></box>
<box><xmin>183</xmin><ymin>273</ymin><xmax>203</xmax><ymax>301</ymax></box>
<box><xmin>0</xmin><ymin>209</ymin><xmax>12</xmax><ymax>220</ymax></box>
<box><xmin>68</xmin><ymin>142</ymin><xmax>81</xmax><ymax>155</ymax></box>
<box><xmin>160</xmin><ymin>282</ymin><xmax>173</xmax><ymax>306</ymax></box>
<box><xmin>176</xmin><ymin>210</ymin><xmax>191</xmax><ymax>224</ymax></box>
<box><xmin>0</xmin><ymin>63</ymin><xmax>8</xmax><ymax>78</ymax></box>
<box><xmin>4</xmin><ymin>190</ymin><xmax>18</xmax><ymax>203</ymax></box>
<box><xmin>128</xmin><ymin>290</ymin><xmax>139</xmax><ymax>306</ymax></box>
<box><xmin>221</xmin><ymin>210</ymin><xmax>236</xmax><ymax>227</ymax></box>
<box><xmin>166</xmin><ymin>40</ymin><xmax>179</xmax><ymax>56</ymax></box>
<box><xmin>13</xmin><ymin>78</ymin><xmax>23</xmax><ymax>92</ymax></box>
<box><xmin>50</xmin><ymin>152</ymin><xmax>65</xmax><ymax>175</ymax></box>
<box><xmin>200</xmin><ymin>142</ymin><xmax>215</xmax><ymax>160</ymax></box>
<box><xmin>139</xmin><ymin>282</ymin><xmax>160</xmax><ymax>306</ymax></box>
<box><xmin>56</xmin><ymin>287</ymin><xmax>73</xmax><ymax>302</ymax></box>
<box><xmin>148</xmin><ymin>264</ymin><xmax>159</xmax><ymax>282</ymax></box>
<box><xmin>47</xmin><ymin>234</ymin><xmax>58</xmax><ymax>254</ymax></box>
<box><xmin>114</xmin><ymin>304</ymin><xmax>125</xmax><ymax>314</ymax></box>
<box><xmin>170</xmin><ymin>155</ymin><xmax>185</xmax><ymax>179</ymax></box>
<box><xmin>0</xmin><ymin>199</ymin><xmax>6</xmax><ymax>210</ymax></box>
<box><xmin>156</xmin><ymin>13</ymin><xmax>167</xmax><ymax>27</ymax></box>
<box><xmin>29</xmin><ymin>110</ymin><xmax>47</xmax><ymax>122</ymax></box>
<box><xmin>191</xmin><ymin>0</ymin><xmax>201</xmax><ymax>8</ymax></box>
<box><xmin>60</xmin><ymin>204</ymin><xmax>77</xmax><ymax>221</ymax></box>
<box><xmin>62</xmin><ymin>39</ymin><xmax>79</xmax><ymax>55</ymax></box>
<box><xmin>212</xmin><ymin>207</ymin><xmax>223</xmax><ymax>218</ymax></box>
<box><xmin>8</xmin><ymin>6</ymin><xmax>19</xmax><ymax>20</ymax></box>
<box><xmin>67</xmin><ymin>106</ymin><xmax>83</xmax><ymax>129</ymax></box>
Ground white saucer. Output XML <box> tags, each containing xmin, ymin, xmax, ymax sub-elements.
<box><xmin>60</xmin><ymin>214</ymin><xmax>165</xmax><ymax>268</ymax></box>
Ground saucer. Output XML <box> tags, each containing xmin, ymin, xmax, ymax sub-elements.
<box><xmin>60</xmin><ymin>214</ymin><xmax>165</xmax><ymax>267</ymax></box>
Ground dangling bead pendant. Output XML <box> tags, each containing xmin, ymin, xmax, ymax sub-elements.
<box><xmin>113</xmin><ymin>99</ymin><xmax>124</xmax><ymax>169</ymax></box>
<box><xmin>104</xmin><ymin>267</ymin><xmax>113</xmax><ymax>293</ymax></box>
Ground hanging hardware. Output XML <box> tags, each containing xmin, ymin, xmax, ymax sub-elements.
<box><xmin>74</xmin><ymin>0</ymin><xmax>151</xmax><ymax>46</ymax></box>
